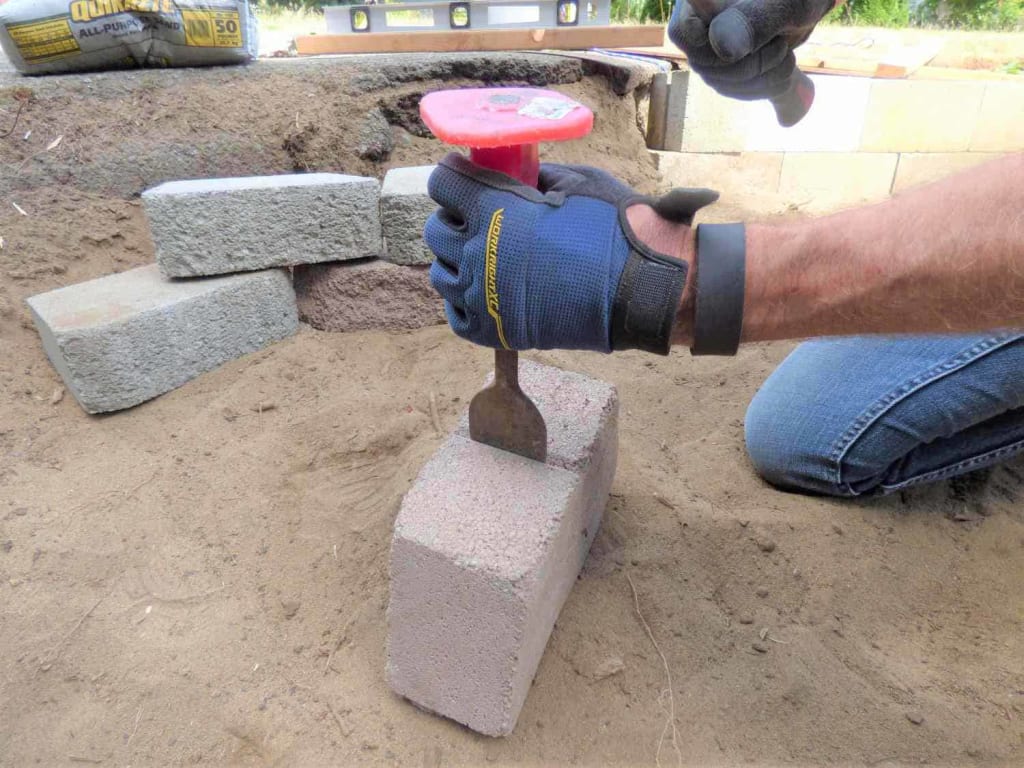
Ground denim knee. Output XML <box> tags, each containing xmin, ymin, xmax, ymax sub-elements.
<box><xmin>744</xmin><ymin>380</ymin><xmax>854</xmax><ymax>497</ymax></box>
<box><xmin>744</xmin><ymin>333</ymin><xmax>1024</xmax><ymax>498</ymax></box>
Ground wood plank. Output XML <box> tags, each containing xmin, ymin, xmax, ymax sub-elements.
<box><xmin>295</xmin><ymin>25</ymin><xmax>665</xmax><ymax>56</ymax></box>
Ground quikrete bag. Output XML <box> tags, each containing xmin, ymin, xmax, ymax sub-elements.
<box><xmin>0</xmin><ymin>0</ymin><xmax>258</xmax><ymax>75</ymax></box>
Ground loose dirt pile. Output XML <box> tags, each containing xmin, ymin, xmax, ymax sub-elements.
<box><xmin>1</xmin><ymin>54</ymin><xmax>1022</xmax><ymax>767</ymax></box>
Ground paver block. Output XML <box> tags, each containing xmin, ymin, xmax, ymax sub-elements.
<box><xmin>294</xmin><ymin>259</ymin><xmax>444</xmax><ymax>332</ymax></box>
<box><xmin>970</xmin><ymin>82</ymin><xmax>1024</xmax><ymax>152</ymax></box>
<box><xmin>143</xmin><ymin>173</ymin><xmax>382</xmax><ymax>277</ymax></box>
<box><xmin>893</xmin><ymin>152</ymin><xmax>1003</xmax><ymax>194</ymax></box>
<box><xmin>387</xmin><ymin>361</ymin><xmax>618</xmax><ymax>736</ymax></box>
<box><xmin>381</xmin><ymin>165</ymin><xmax>437</xmax><ymax>266</ymax></box>
<box><xmin>860</xmin><ymin>80</ymin><xmax>984</xmax><ymax>152</ymax></box>
<box><xmin>26</xmin><ymin>265</ymin><xmax>297</xmax><ymax>414</ymax></box>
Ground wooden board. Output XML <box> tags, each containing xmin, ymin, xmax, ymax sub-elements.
<box><xmin>295</xmin><ymin>25</ymin><xmax>665</xmax><ymax>56</ymax></box>
<box><xmin>618</xmin><ymin>39</ymin><xmax>953</xmax><ymax>80</ymax></box>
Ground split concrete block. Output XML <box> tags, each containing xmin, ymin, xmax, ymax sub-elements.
<box><xmin>892</xmin><ymin>152</ymin><xmax>1003</xmax><ymax>194</ymax></box>
<box><xmin>26</xmin><ymin>265</ymin><xmax>297</xmax><ymax>414</ymax></box>
<box><xmin>387</xmin><ymin>361</ymin><xmax>618</xmax><ymax>736</ymax></box>
<box><xmin>143</xmin><ymin>173</ymin><xmax>382</xmax><ymax>278</ymax></box>
<box><xmin>294</xmin><ymin>259</ymin><xmax>444</xmax><ymax>332</ymax></box>
<box><xmin>860</xmin><ymin>80</ymin><xmax>983</xmax><ymax>153</ymax></box>
<box><xmin>381</xmin><ymin>166</ymin><xmax>437</xmax><ymax>266</ymax></box>
<box><xmin>970</xmin><ymin>82</ymin><xmax>1024</xmax><ymax>152</ymax></box>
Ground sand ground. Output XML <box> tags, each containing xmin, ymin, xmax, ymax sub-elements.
<box><xmin>1</xmin><ymin>54</ymin><xmax>1022</xmax><ymax>767</ymax></box>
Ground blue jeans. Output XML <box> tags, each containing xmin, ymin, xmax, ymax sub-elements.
<box><xmin>745</xmin><ymin>332</ymin><xmax>1024</xmax><ymax>497</ymax></box>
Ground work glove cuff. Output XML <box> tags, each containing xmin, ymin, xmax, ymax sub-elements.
<box><xmin>610</xmin><ymin>188</ymin><xmax>718</xmax><ymax>355</ymax></box>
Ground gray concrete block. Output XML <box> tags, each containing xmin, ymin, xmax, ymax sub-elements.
<box><xmin>142</xmin><ymin>173</ymin><xmax>382</xmax><ymax>278</ymax></box>
<box><xmin>380</xmin><ymin>166</ymin><xmax>437</xmax><ymax>266</ymax></box>
<box><xmin>26</xmin><ymin>265</ymin><xmax>298</xmax><ymax>414</ymax></box>
<box><xmin>294</xmin><ymin>259</ymin><xmax>444</xmax><ymax>332</ymax></box>
<box><xmin>388</xmin><ymin>361</ymin><xmax>618</xmax><ymax>736</ymax></box>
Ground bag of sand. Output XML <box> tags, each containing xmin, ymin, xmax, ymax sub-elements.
<box><xmin>0</xmin><ymin>0</ymin><xmax>258</xmax><ymax>75</ymax></box>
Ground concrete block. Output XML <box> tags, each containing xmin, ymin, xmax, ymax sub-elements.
<box><xmin>860</xmin><ymin>80</ymin><xmax>984</xmax><ymax>152</ymax></box>
<box><xmin>653</xmin><ymin>150</ymin><xmax>784</xmax><ymax>195</ymax></box>
<box><xmin>779</xmin><ymin>152</ymin><xmax>898</xmax><ymax>211</ymax></box>
<box><xmin>646</xmin><ymin>71</ymin><xmax>670</xmax><ymax>150</ymax></box>
<box><xmin>380</xmin><ymin>166</ymin><xmax>437</xmax><ymax>266</ymax></box>
<box><xmin>26</xmin><ymin>265</ymin><xmax>298</xmax><ymax>414</ymax></box>
<box><xmin>892</xmin><ymin>152</ymin><xmax>1003</xmax><ymax>194</ymax></box>
<box><xmin>680</xmin><ymin>73</ymin><xmax>870</xmax><ymax>153</ymax></box>
<box><xmin>387</xmin><ymin>361</ymin><xmax>618</xmax><ymax>736</ymax></box>
<box><xmin>646</xmin><ymin>70</ymin><xmax>689</xmax><ymax>151</ymax></box>
<box><xmin>970</xmin><ymin>82</ymin><xmax>1024</xmax><ymax>152</ymax></box>
<box><xmin>143</xmin><ymin>173</ymin><xmax>382</xmax><ymax>278</ymax></box>
<box><xmin>294</xmin><ymin>259</ymin><xmax>444</xmax><ymax>332</ymax></box>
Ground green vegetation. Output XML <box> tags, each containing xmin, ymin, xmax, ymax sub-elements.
<box><xmin>253</xmin><ymin>0</ymin><xmax>332</xmax><ymax>9</ymax></box>
<box><xmin>251</xmin><ymin>0</ymin><xmax>1021</xmax><ymax>31</ymax></box>
<box><xmin>828</xmin><ymin>0</ymin><xmax>910</xmax><ymax>27</ymax></box>
<box><xmin>828</xmin><ymin>0</ymin><xmax>1023</xmax><ymax>29</ymax></box>
<box><xmin>607</xmin><ymin>0</ymin><xmax>1022</xmax><ymax>30</ymax></box>
<box><xmin>915</xmin><ymin>0</ymin><xmax>1024</xmax><ymax>30</ymax></box>
<box><xmin>610</xmin><ymin>0</ymin><xmax>669</xmax><ymax>23</ymax></box>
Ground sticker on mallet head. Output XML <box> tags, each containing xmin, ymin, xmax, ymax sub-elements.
<box><xmin>518</xmin><ymin>96</ymin><xmax>581</xmax><ymax>120</ymax></box>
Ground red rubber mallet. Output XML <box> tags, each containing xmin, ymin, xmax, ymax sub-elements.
<box><xmin>420</xmin><ymin>87</ymin><xmax>594</xmax><ymax>462</ymax></box>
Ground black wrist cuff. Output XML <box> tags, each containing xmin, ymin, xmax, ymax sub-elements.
<box><xmin>610</xmin><ymin>249</ymin><xmax>688</xmax><ymax>356</ymax></box>
<box><xmin>692</xmin><ymin>223</ymin><xmax>746</xmax><ymax>356</ymax></box>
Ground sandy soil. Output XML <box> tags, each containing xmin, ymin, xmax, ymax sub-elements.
<box><xmin>1</xmin><ymin>55</ymin><xmax>1023</xmax><ymax>768</ymax></box>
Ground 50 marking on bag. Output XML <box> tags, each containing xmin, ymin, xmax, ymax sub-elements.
<box><xmin>182</xmin><ymin>9</ymin><xmax>242</xmax><ymax>48</ymax></box>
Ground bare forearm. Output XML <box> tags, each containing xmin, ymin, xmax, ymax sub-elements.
<box><xmin>741</xmin><ymin>154</ymin><xmax>1024</xmax><ymax>341</ymax></box>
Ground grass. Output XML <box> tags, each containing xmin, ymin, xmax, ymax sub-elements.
<box><xmin>254</xmin><ymin>6</ymin><xmax>322</xmax><ymax>34</ymax></box>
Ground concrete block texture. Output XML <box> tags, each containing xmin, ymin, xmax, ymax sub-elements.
<box><xmin>381</xmin><ymin>166</ymin><xmax>437</xmax><ymax>266</ymax></box>
<box><xmin>679</xmin><ymin>73</ymin><xmax>870</xmax><ymax>153</ymax></box>
<box><xmin>860</xmin><ymin>80</ymin><xmax>984</xmax><ymax>152</ymax></box>
<box><xmin>778</xmin><ymin>152</ymin><xmax>899</xmax><ymax>211</ymax></box>
<box><xmin>388</xmin><ymin>361</ymin><xmax>619</xmax><ymax>736</ymax></box>
<box><xmin>893</xmin><ymin>152</ymin><xmax>1003</xmax><ymax>194</ymax></box>
<box><xmin>294</xmin><ymin>259</ymin><xmax>445</xmax><ymax>332</ymax></box>
<box><xmin>970</xmin><ymin>82</ymin><xmax>1024</xmax><ymax>152</ymax></box>
<box><xmin>143</xmin><ymin>173</ymin><xmax>382</xmax><ymax>277</ymax></box>
<box><xmin>653</xmin><ymin>150</ymin><xmax>784</xmax><ymax>195</ymax></box>
<box><xmin>26</xmin><ymin>265</ymin><xmax>298</xmax><ymax>414</ymax></box>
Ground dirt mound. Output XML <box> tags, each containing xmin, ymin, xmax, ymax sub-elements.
<box><xmin>0</xmin><ymin>54</ymin><xmax>659</xmax><ymax>197</ymax></box>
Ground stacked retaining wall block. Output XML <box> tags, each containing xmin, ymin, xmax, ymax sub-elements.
<box><xmin>380</xmin><ymin>165</ymin><xmax>436</xmax><ymax>267</ymax></box>
<box><xmin>27</xmin><ymin>266</ymin><xmax>297</xmax><ymax>414</ymax></box>
<box><xmin>30</xmin><ymin>169</ymin><xmax>445</xmax><ymax>413</ymax></box>
<box><xmin>294</xmin><ymin>165</ymin><xmax>445</xmax><ymax>332</ymax></box>
<box><xmin>650</xmin><ymin>71</ymin><xmax>1022</xmax><ymax>214</ymax></box>
<box><xmin>387</xmin><ymin>360</ymin><xmax>619</xmax><ymax>736</ymax></box>
<box><xmin>143</xmin><ymin>174</ymin><xmax>382</xmax><ymax>277</ymax></box>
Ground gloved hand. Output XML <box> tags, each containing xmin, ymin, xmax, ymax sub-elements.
<box><xmin>424</xmin><ymin>153</ymin><xmax>718</xmax><ymax>354</ymax></box>
<box><xmin>668</xmin><ymin>0</ymin><xmax>835</xmax><ymax>100</ymax></box>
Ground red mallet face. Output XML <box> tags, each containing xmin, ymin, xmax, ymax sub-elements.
<box><xmin>420</xmin><ymin>87</ymin><xmax>594</xmax><ymax>186</ymax></box>
<box><xmin>419</xmin><ymin>87</ymin><xmax>594</xmax><ymax>149</ymax></box>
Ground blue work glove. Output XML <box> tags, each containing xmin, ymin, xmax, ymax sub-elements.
<box><xmin>424</xmin><ymin>153</ymin><xmax>718</xmax><ymax>355</ymax></box>
<box><xmin>668</xmin><ymin>0</ymin><xmax>834</xmax><ymax>100</ymax></box>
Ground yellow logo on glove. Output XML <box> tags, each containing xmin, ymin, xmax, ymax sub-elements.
<box><xmin>485</xmin><ymin>208</ymin><xmax>510</xmax><ymax>350</ymax></box>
